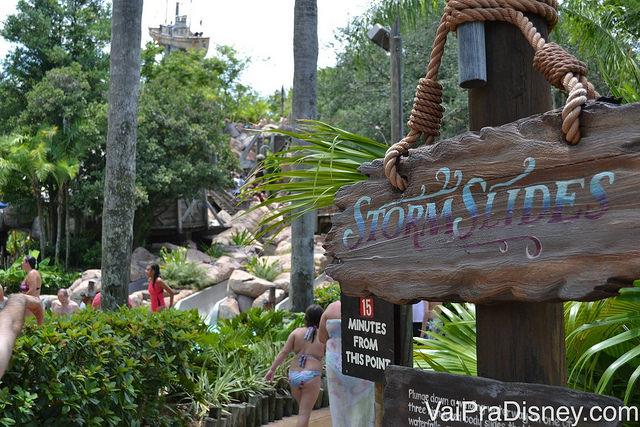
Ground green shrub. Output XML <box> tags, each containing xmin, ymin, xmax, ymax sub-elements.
<box><xmin>227</xmin><ymin>229</ymin><xmax>254</xmax><ymax>246</ymax></box>
<box><xmin>200</xmin><ymin>242</ymin><xmax>227</xmax><ymax>259</ymax></box>
<box><xmin>162</xmin><ymin>262</ymin><xmax>214</xmax><ymax>290</ymax></box>
<box><xmin>314</xmin><ymin>282</ymin><xmax>341</xmax><ymax>309</ymax></box>
<box><xmin>194</xmin><ymin>308</ymin><xmax>305</xmax><ymax>404</ymax></box>
<box><xmin>160</xmin><ymin>246</ymin><xmax>188</xmax><ymax>265</ymax></box>
<box><xmin>1</xmin><ymin>307</ymin><xmax>208</xmax><ymax>426</ymax></box>
<box><xmin>243</xmin><ymin>257</ymin><xmax>281</xmax><ymax>282</ymax></box>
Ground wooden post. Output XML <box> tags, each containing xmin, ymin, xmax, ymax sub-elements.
<box><xmin>468</xmin><ymin>17</ymin><xmax>566</xmax><ymax>386</ymax></box>
<box><xmin>457</xmin><ymin>22</ymin><xmax>486</xmax><ymax>88</ymax></box>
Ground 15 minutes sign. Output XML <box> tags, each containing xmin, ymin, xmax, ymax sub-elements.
<box><xmin>341</xmin><ymin>294</ymin><xmax>395</xmax><ymax>383</ymax></box>
<box><xmin>325</xmin><ymin>102</ymin><xmax>640</xmax><ymax>304</ymax></box>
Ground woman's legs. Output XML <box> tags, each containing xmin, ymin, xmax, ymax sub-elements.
<box><xmin>295</xmin><ymin>375</ymin><xmax>321</xmax><ymax>427</ymax></box>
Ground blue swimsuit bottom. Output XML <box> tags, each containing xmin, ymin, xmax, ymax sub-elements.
<box><xmin>289</xmin><ymin>370</ymin><xmax>322</xmax><ymax>388</ymax></box>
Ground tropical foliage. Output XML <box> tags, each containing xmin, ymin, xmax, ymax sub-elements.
<box><xmin>192</xmin><ymin>308</ymin><xmax>304</xmax><ymax>413</ymax></box>
<box><xmin>244</xmin><ymin>257</ymin><xmax>282</xmax><ymax>282</ymax></box>
<box><xmin>1</xmin><ymin>307</ymin><xmax>206</xmax><ymax>426</ymax></box>
<box><xmin>412</xmin><ymin>289</ymin><xmax>640</xmax><ymax>406</ymax></box>
<box><xmin>242</xmin><ymin>121</ymin><xmax>388</xmax><ymax>237</ymax></box>
<box><xmin>558</xmin><ymin>0</ymin><xmax>640</xmax><ymax>102</ymax></box>
<box><xmin>565</xmin><ymin>283</ymin><xmax>640</xmax><ymax>405</ymax></box>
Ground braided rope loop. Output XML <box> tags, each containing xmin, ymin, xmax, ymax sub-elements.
<box><xmin>382</xmin><ymin>0</ymin><xmax>598</xmax><ymax>190</ymax></box>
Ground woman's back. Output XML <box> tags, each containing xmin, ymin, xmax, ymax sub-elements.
<box><xmin>290</xmin><ymin>326</ymin><xmax>324</xmax><ymax>372</ymax></box>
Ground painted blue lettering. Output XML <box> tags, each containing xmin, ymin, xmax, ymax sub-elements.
<box><xmin>382</xmin><ymin>206</ymin><xmax>405</xmax><ymax>239</ymax></box>
<box><xmin>585</xmin><ymin>171</ymin><xmax>614</xmax><ymax>220</ymax></box>
<box><xmin>343</xmin><ymin>196</ymin><xmax>369</xmax><ymax>249</ymax></box>
<box><xmin>453</xmin><ymin>178</ymin><xmax>485</xmax><ymax>239</ymax></box>
<box><xmin>520</xmin><ymin>184</ymin><xmax>551</xmax><ymax>224</ymax></box>
<box><xmin>550</xmin><ymin>178</ymin><xmax>585</xmax><ymax>223</ymax></box>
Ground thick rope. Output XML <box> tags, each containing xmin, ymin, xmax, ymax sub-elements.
<box><xmin>384</xmin><ymin>0</ymin><xmax>599</xmax><ymax>191</ymax></box>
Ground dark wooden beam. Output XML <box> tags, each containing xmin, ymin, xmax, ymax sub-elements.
<box><xmin>469</xmin><ymin>16</ymin><xmax>565</xmax><ymax>386</ymax></box>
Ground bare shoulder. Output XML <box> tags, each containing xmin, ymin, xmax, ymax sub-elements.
<box><xmin>324</xmin><ymin>301</ymin><xmax>341</xmax><ymax>319</ymax></box>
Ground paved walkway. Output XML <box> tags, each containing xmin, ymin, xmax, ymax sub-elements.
<box><xmin>265</xmin><ymin>407</ymin><xmax>332</xmax><ymax>427</ymax></box>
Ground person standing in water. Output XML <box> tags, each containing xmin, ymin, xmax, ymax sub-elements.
<box><xmin>20</xmin><ymin>255</ymin><xmax>41</xmax><ymax>297</ymax></box>
<box><xmin>146</xmin><ymin>264</ymin><xmax>174</xmax><ymax>312</ymax></box>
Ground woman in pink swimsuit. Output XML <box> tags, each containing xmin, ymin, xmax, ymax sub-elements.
<box><xmin>146</xmin><ymin>264</ymin><xmax>174</xmax><ymax>312</ymax></box>
<box><xmin>265</xmin><ymin>304</ymin><xmax>325</xmax><ymax>427</ymax></box>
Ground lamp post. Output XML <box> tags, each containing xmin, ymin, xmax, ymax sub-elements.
<box><xmin>367</xmin><ymin>18</ymin><xmax>411</xmax><ymax>427</ymax></box>
<box><xmin>367</xmin><ymin>17</ymin><xmax>403</xmax><ymax>143</ymax></box>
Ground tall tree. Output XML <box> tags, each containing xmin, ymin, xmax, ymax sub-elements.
<box><xmin>0</xmin><ymin>0</ymin><xmax>111</xmax><ymax>132</ymax></box>
<box><xmin>101</xmin><ymin>0</ymin><xmax>143</xmax><ymax>310</ymax></box>
<box><xmin>135</xmin><ymin>48</ymin><xmax>239</xmax><ymax>243</ymax></box>
<box><xmin>290</xmin><ymin>0</ymin><xmax>318</xmax><ymax>312</ymax></box>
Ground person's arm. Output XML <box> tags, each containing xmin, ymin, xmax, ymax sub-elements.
<box><xmin>264</xmin><ymin>331</ymin><xmax>296</xmax><ymax>383</ymax></box>
<box><xmin>0</xmin><ymin>294</ymin><xmax>44</xmax><ymax>378</ymax></box>
<box><xmin>318</xmin><ymin>310</ymin><xmax>329</xmax><ymax>344</ymax></box>
<box><xmin>157</xmin><ymin>278</ymin><xmax>175</xmax><ymax>308</ymax></box>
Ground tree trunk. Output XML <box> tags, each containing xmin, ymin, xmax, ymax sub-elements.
<box><xmin>290</xmin><ymin>0</ymin><xmax>318</xmax><ymax>312</ymax></box>
<box><xmin>65</xmin><ymin>184</ymin><xmax>70</xmax><ymax>269</ymax></box>
<box><xmin>33</xmin><ymin>181</ymin><xmax>46</xmax><ymax>258</ymax></box>
<box><xmin>101</xmin><ymin>0</ymin><xmax>143</xmax><ymax>310</ymax></box>
<box><xmin>55</xmin><ymin>185</ymin><xmax>63</xmax><ymax>264</ymax></box>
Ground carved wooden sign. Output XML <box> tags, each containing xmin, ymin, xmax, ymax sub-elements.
<box><xmin>383</xmin><ymin>366</ymin><xmax>626</xmax><ymax>427</ymax></box>
<box><xmin>324</xmin><ymin>102</ymin><xmax>640</xmax><ymax>303</ymax></box>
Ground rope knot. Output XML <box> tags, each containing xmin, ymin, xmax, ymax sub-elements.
<box><xmin>533</xmin><ymin>42</ymin><xmax>588</xmax><ymax>89</ymax></box>
<box><xmin>407</xmin><ymin>78</ymin><xmax>444</xmax><ymax>138</ymax></box>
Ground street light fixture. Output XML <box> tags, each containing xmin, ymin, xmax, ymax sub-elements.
<box><xmin>367</xmin><ymin>23</ymin><xmax>390</xmax><ymax>51</ymax></box>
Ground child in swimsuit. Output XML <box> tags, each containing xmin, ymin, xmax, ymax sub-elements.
<box><xmin>265</xmin><ymin>304</ymin><xmax>325</xmax><ymax>426</ymax></box>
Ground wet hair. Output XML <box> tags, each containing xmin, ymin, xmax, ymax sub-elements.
<box><xmin>149</xmin><ymin>264</ymin><xmax>161</xmax><ymax>284</ymax></box>
<box><xmin>304</xmin><ymin>304</ymin><xmax>324</xmax><ymax>342</ymax></box>
<box><xmin>59</xmin><ymin>289</ymin><xmax>68</xmax><ymax>298</ymax></box>
<box><xmin>24</xmin><ymin>255</ymin><xmax>37</xmax><ymax>269</ymax></box>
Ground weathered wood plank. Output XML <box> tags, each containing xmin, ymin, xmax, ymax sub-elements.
<box><xmin>324</xmin><ymin>101</ymin><xmax>640</xmax><ymax>303</ymax></box>
<box><xmin>383</xmin><ymin>366</ymin><xmax>625</xmax><ymax>427</ymax></box>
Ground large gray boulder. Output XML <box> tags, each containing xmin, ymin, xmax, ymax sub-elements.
<box><xmin>199</xmin><ymin>256</ymin><xmax>239</xmax><ymax>284</ymax></box>
<box><xmin>211</xmin><ymin>205</ymin><xmax>270</xmax><ymax>245</ymax></box>
<box><xmin>227</xmin><ymin>270</ymin><xmax>273</xmax><ymax>298</ymax></box>
<box><xmin>218</xmin><ymin>297</ymin><xmax>240</xmax><ymax>320</ymax></box>
<box><xmin>252</xmin><ymin>288</ymin><xmax>286</xmax><ymax>309</ymax></box>
<box><xmin>130</xmin><ymin>247</ymin><xmax>158</xmax><ymax>282</ymax></box>
<box><xmin>236</xmin><ymin>294</ymin><xmax>254</xmax><ymax>313</ymax></box>
<box><xmin>273</xmin><ymin>272</ymin><xmax>290</xmax><ymax>293</ymax></box>
<box><xmin>69</xmin><ymin>269</ymin><xmax>102</xmax><ymax>299</ymax></box>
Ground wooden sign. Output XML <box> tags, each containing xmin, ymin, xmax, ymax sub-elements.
<box><xmin>325</xmin><ymin>101</ymin><xmax>640</xmax><ymax>303</ymax></box>
<box><xmin>383</xmin><ymin>366</ymin><xmax>628</xmax><ymax>427</ymax></box>
<box><xmin>341</xmin><ymin>294</ymin><xmax>395</xmax><ymax>383</ymax></box>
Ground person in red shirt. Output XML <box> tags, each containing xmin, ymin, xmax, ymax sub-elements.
<box><xmin>146</xmin><ymin>264</ymin><xmax>174</xmax><ymax>312</ymax></box>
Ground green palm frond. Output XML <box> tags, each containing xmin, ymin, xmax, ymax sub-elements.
<box><xmin>413</xmin><ymin>303</ymin><xmax>477</xmax><ymax>375</ymax></box>
<box><xmin>565</xmin><ymin>286</ymin><xmax>640</xmax><ymax>404</ymax></box>
<box><xmin>241</xmin><ymin>120</ymin><xmax>388</xmax><ymax>239</ymax></box>
<box><xmin>559</xmin><ymin>0</ymin><xmax>640</xmax><ymax>102</ymax></box>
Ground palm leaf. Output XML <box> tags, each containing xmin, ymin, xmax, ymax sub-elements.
<box><xmin>241</xmin><ymin>120</ymin><xmax>387</xmax><ymax>239</ymax></box>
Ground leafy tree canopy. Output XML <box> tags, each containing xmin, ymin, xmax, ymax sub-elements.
<box><xmin>134</xmin><ymin>47</ymin><xmax>240</xmax><ymax>239</ymax></box>
<box><xmin>0</xmin><ymin>0</ymin><xmax>111</xmax><ymax>132</ymax></box>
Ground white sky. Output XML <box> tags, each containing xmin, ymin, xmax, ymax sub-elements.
<box><xmin>0</xmin><ymin>0</ymin><xmax>371</xmax><ymax>95</ymax></box>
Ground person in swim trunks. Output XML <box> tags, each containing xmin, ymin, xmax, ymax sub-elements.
<box><xmin>265</xmin><ymin>304</ymin><xmax>325</xmax><ymax>427</ymax></box>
